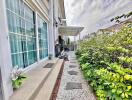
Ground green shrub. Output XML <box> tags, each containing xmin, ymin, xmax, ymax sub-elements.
<box><xmin>12</xmin><ymin>75</ymin><xmax>26</xmax><ymax>89</ymax></box>
<box><xmin>76</xmin><ymin>23</ymin><xmax>132</xmax><ymax>100</ymax></box>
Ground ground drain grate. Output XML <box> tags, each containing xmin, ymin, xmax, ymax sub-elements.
<box><xmin>43</xmin><ymin>63</ymin><xmax>54</xmax><ymax>68</ymax></box>
<box><xmin>68</xmin><ymin>71</ymin><xmax>78</xmax><ymax>75</ymax></box>
<box><xmin>65</xmin><ymin>82</ymin><xmax>82</xmax><ymax>90</ymax></box>
<box><xmin>69</xmin><ymin>65</ymin><xmax>77</xmax><ymax>68</ymax></box>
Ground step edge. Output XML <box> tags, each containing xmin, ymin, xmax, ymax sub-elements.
<box><xmin>29</xmin><ymin>59</ymin><xmax>60</xmax><ymax>100</ymax></box>
<box><xmin>34</xmin><ymin>59</ymin><xmax>64</xmax><ymax>100</ymax></box>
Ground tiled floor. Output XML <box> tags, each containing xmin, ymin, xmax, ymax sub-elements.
<box><xmin>56</xmin><ymin>51</ymin><xmax>96</xmax><ymax>100</ymax></box>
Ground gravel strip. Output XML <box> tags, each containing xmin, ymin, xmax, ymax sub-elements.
<box><xmin>56</xmin><ymin>51</ymin><xmax>96</xmax><ymax>100</ymax></box>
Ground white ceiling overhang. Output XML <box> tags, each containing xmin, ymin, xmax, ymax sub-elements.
<box><xmin>58</xmin><ymin>26</ymin><xmax>84</xmax><ymax>36</ymax></box>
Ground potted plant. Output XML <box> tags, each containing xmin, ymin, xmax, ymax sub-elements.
<box><xmin>48</xmin><ymin>54</ymin><xmax>53</xmax><ymax>60</ymax></box>
<box><xmin>11</xmin><ymin>66</ymin><xmax>26</xmax><ymax>89</ymax></box>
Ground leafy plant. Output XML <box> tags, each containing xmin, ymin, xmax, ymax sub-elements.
<box><xmin>76</xmin><ymin>23</ymin><xmax>132</xmax><ymax>100</ymax></box>
<box><xmin>11</xmin><ymin>66</ymin><xmax>26</xmax><ymax>89</ymax></box>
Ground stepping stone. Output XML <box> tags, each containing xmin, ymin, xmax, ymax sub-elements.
<box><xmin>70</xmin><ymin>57</ymin><xmax>75</xmax><ymax>59</ymax></box>
<box><xmin>68</xmin><ymin>71</ymin><xmax>78</xmax><ymax>75</ymax></box>
<box><xmin>65</xmin><ymin>82</ymin><xmax>82</xmax><ymax>90</ymax></box>
<box><xmin>70</xmin><ymin>58</ymin><xmax>76</xmax><ymax>60</ymax></box>
<box><xmin>70</xmin><ymin>61</ymin><xmax>77</xmax><ymax>63</ymax></box>
<box><xmin>69</xmin><ymin>65</ymin><xmax>77</xmax><ymax>68</ymax></box>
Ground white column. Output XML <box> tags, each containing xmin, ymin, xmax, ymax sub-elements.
<box><xmin>79</xmin><ymin>33</ymin><xmax>81</xmax><ymax>41</ymax></box>
<box><xmin>53</xmin><ymin>0</ymin><xmax>59</xmax><ymax>41</ymax></box>
<box><xmin>78</xmin><ymin>33</ymin><xmax>81</xmax><ymax>49</ymax></box>
<box><xmin>48</xmin><ymin>0</ymin><xmax>55</xmax><ymax>57</ymax></box>
<box><xmin>74</xmin><ymin>36</ymin><xmax>76</xmax><ymax>51</ymax></box>
<box><xmin>0</xmin><ymin>0</ymin><xmax>13</xmax><ymax>100</ymax></box>
<box><xmin>35</xmin><ymin>12</ymin><xmax>40</xmax><ymax>62</ymax></box>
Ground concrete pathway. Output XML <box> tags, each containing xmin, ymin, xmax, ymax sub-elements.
<box><xmin>56</xmin><ymin>51</ymin><xmax>96</xmax><ymax>100</ymax></box>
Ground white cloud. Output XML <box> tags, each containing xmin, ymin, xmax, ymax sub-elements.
<box><xmin>64</xmin><ymin>0</ymin><xmax>132</xmax><ymax>38</ymax></box>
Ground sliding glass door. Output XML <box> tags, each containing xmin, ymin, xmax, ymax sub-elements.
<box><xmin>6</xmin><ymin>0</ymin><xmax>37</xmax><ymax>68</ymax></box>
<box><xmin>6</xmin><ymin>0</ymin><xmax>49</xmax><ymax>69</ymax></box>
<box><xmin>38</xmin><ymin>16</ymin><xmax>48</xmax><ymax>60</ymax></box>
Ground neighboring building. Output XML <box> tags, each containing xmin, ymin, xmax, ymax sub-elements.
<box><xmin>96</xmin><ymin>29</ymin><xmax>114</xmax><ymax>35</ymax></box>
<box><xmin>120</xmin><ymin>17</ymin><xmax>132</xmax><ymax>25</ymax></box>
<box><xmin>82</xmin><ymin>34</ymin><xmax>90</xmax><ymax>40</ymax></box>
<box><xmin>96</xmin><ymin>17</ymin><xmax>132</xmax><ymax>35</ymax></box>
<box><xmin>96</xmin><ymin>24</ymin><xmax>121</xmax><ymax>35</ymax></box>
<box><xmin>0</xmin><ymin>0</ymin><xmax>65</xmax><ymax>100</ymax></box>
<box><xmin>89</xmin><ymin>32</ymin><xmax>97</xmax><ymax>38</ymax></box>
<box><xmin>82</xmin><ymin>32</ymin><xmax>98</xmax><ymax>40</ymax></box>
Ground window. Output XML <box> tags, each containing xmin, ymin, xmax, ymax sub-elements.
<box><xmin>38</xmin><ymin>16</ymin><xmax>48</xmax><ymax>59</ymax></box>
<box><xmin>6</xmin><ymin>0</ymin><xmax>37</xmax><ymax>68</ymax></box>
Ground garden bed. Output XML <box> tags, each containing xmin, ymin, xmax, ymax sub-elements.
<box><xmin>76</xmin><ymin>23</ymin><xmax>132</xmax><ymax>100</ymax></box>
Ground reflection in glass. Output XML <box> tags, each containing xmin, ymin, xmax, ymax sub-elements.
<box><xmin>38</xmin><ymin>16</ymin><xmax>48</xmax><ymax>59</ymax></box>
<box><xmin>6</xmin><ymin>0</ymin><xmax>37</xmax><ymax>68</ymax></box>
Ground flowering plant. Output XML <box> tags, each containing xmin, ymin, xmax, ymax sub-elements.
<box><xmin>11</xmin><ymin>66</ymin><xmax>26</xmax><ymax>89</ymax></box>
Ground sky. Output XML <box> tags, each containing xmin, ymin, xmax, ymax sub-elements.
<box><xmin>64</xmin><ymin>0</ymin><xmax>132</xmax><ymax>38</ymax></box>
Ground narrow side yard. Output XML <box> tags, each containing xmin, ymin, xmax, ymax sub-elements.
<box><xmin>56</xmin><ymin>51</ymin><xmax>96</xmax><ymax>100</ymax></box>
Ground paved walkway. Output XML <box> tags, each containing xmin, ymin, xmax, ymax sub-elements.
<box><xmin>56</xmin><ymin>51</ymin><xmax>96</xmax><ymax>100</ymax></box>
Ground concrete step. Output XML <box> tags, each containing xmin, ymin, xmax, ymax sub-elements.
<box><xmin>34</xmin><ymin>59</ymin><xmax>64</xmax><ymax>100</ymax></box>
<box><xmin>10</xmin><ymin>59</ymin><xmax>59</xmax><ymax>100</ymax></box>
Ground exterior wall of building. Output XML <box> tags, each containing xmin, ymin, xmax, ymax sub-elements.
<box><xmin>0</xmin><ymin>0</ymin><xmax>14</xmax><ymax>99</ymax></box>
<box><xmin>0</xmin><ymin>0</ymin><xmax>65</xmax><ymax>100</ymax></box>
<box><xmin>48</xmin><ymin>0</ymin><xmax>55</xmax><ymax>57</ymax></box>
<box><xmin>53</xmin><ymin>0</ymin><xmax>66</xmax><ymax>41</ymax></box>
<box><xmin>53</xmin><ymin>0</ymin><xmax>59</xmax><ymax>41</ymax></box>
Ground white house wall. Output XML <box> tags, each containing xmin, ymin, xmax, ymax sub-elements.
<box><xmin>48</xmin><ymin>0</ymin><xmax>55</xmax><ymax>57</ymax></box>
<box><xmin>0</xmin><ymin>0</ymin><xmax>13</xmax><ymax>99</ymax></box>
<box><xmin>0</xmin><ymin>0</ymin><xmax>65</xmax><ymax>99</ymax></box>
<box><xmin>25</xmin><ymin>0</ymin><xmax>50</xmax><ymax>21</ymax></box>
<box><xmin>53</xmin><ymin>0</ymin><xmax>59</xmax><ymax>41</ymax></box>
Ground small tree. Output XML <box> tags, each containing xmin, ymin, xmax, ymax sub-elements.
<box><xmin>66</xmin><ymin>38</ymin><xmax>70</xmax><ymax>45</ymax></box>
<box><xmin>111</xmin><ymin>11</ymin><xmax>132</xmax><ymax>23</ymax></box>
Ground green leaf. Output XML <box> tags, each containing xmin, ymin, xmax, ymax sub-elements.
<box><xmin>127</xmin><ymin>86</ymin><xmax>131</xmax><ymax>90</ymax></box>
<box><xmin>121</xmin><ymin>93</ymin><xmax>125</xmax><ymax>98</ymax></box>
<box><xmin>112</xmin><ymin>89</ymin><xmax>116</xmax><ymax>93</ymax></box>
<box><xmin>117</xmin><ymin>89</ymin><xmax>122</xmax><ymax>94</ymax></box>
